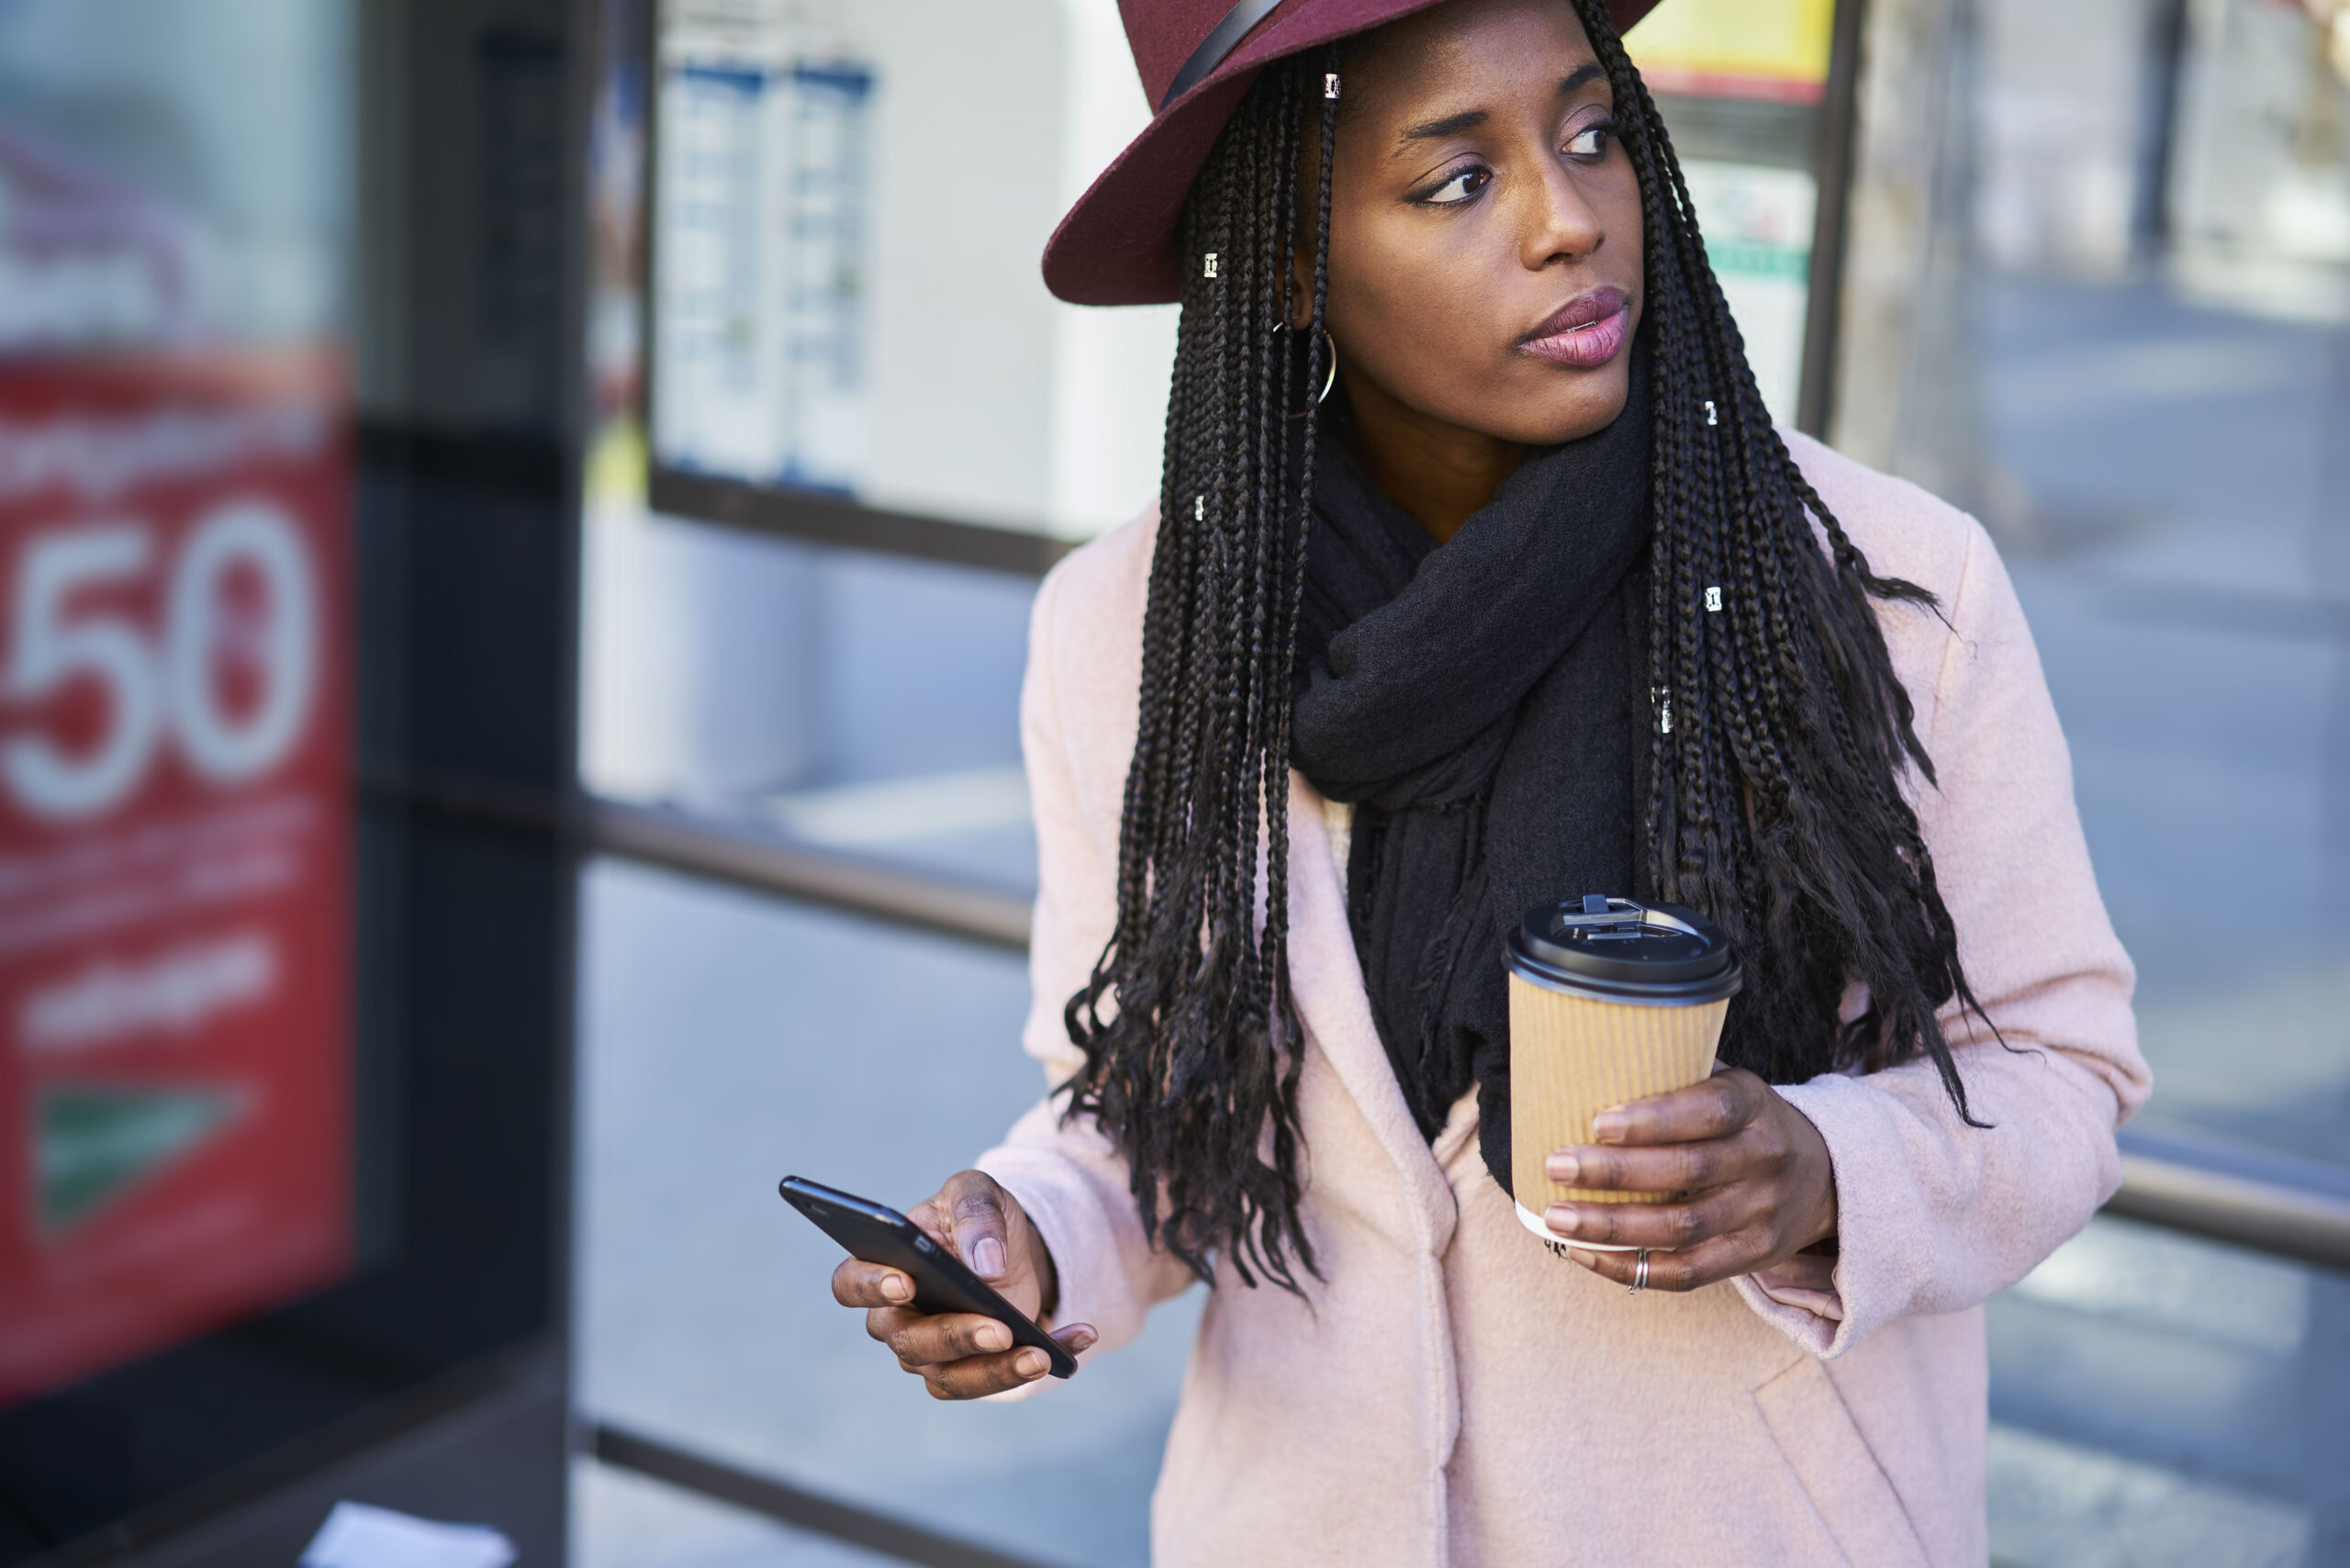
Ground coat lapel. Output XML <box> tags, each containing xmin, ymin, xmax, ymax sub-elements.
<box><xmin>1283</xmin><ymin>769</ymin><xmax>1459</xmax><ymax>1255</ymax></box>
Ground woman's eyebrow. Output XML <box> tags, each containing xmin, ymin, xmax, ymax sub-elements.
<box><xmin>1391</xmin><ymin>62</ymin><xmax>1609</xmax><ymax>151</ymax></box>
<box><xmin>1395</xmin><ymin>107</ymin><xmax>1488</xmax><ymax>145</ymax></box>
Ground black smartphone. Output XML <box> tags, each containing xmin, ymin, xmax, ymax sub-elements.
<box><xmin>779</xmin><ymin>1175</ymin><xmax>1078</xmax><ymax>1379</ymax></box>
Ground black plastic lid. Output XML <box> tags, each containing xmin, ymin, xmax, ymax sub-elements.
<box><xmin>1505</xmin><ymin>895</ymin><xmax>1743</xmax><ymax>1005</ymax></box>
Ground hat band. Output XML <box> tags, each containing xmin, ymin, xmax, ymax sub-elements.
<box><xmin>1158</xmin><ymin>0</ymin><xmax>1285</xmax><ymax>111</ymax></box>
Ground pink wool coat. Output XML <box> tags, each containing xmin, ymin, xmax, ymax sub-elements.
<box><xmin>976</xmin><ymin>431</ymin><xmax>2150</xmax><ymax>1567</ymax></box>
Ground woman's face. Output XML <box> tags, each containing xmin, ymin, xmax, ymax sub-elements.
<box><xmin>1320</xmin><ymin>0</ymin><xmax>1645</xmax><ymax>446</ymax></box>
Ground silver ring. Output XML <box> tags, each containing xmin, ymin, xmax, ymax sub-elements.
<box><xmin>1629</xmin><ymin>1249</ymin><xmax>1651</xmax><ymax>1295</ymax></box>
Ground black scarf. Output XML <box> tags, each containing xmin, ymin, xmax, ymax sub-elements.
<box><xmin>1291</xmin><ymin>348</ymin><xmax>1653</xmax><ymax>1196</ymax></box>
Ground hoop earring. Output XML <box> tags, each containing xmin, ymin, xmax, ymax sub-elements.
<box><xmin>1273</xmin><ymin>323</ymin><xmax>1338</xmax><ymax>416</ymax></box>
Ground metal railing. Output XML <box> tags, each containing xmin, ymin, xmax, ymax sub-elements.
<box><xmin>2109</xmin><ymin>1120</ymin><xmax>2350</xmax><ymax>1273</ymax></box>
<box><xmin>368</xmin><ymin>767</ymin><xmax>2350</xmax><ymax>1271</ymax></box>
<box><xmin>584</xmin><ymin>794</ymin><xmax>1032</xmax><ymax>949</ymax></box>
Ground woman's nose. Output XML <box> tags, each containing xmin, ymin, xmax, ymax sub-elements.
<box><xmin>1517</xmin><ymin>159</ymin><xmax>1607</xmax><ymax>272</ymax></box>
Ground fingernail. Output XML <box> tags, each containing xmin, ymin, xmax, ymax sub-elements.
<box><xmin>1592</xmin><ymin>1109</ymin><xmax>1628</xmax><ymax>1143</ymax></box>
<box><xmin>1546</xmin><ymin>1152</ymin><xmax>1579</xmax><ymax>1183</ymax></box>
<box><xmin>880</xmin><ymin>1272</ymin><xmax>911</xmax><ymax>1302</ymax></box>
<box><xmin>1014</xmin><ymin>1349</ymin><xmax>1047</xmax><ymax>1378</ymax></box>
<box><xmin>1546</xmin><ymin>1204</ymin><xmax>1581</xmax><ymax>1238</ymax></box>
<box><xmin>1566</xmin><ymin>1249</ymin><xmax>1599</xmax><ymax>1269</ymax></box>
<box><xmin>1069</xmin><ymin>1326</ymin><xmax>1098</xmax><ymax>1353</ymax></box>
<box><xmin>972</xmin><ymin>1237</ymin><xmax>1006</xmax><ymax>1278</ymax></box>
<box><xmin>977</xmin><ymin>1322</ymin><xmax>1012</xmax><ymax>1352</ymax></box>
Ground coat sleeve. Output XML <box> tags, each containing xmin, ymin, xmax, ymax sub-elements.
<box><xmin>1733</xmin><ymin>516</ymin><xmax>2151</xmax><ymax>1358</ymax></box>
<box><xmin>973</xmin><ymin>553</ymin><xmax>1196</xmax><ymax>1374</ymax></box>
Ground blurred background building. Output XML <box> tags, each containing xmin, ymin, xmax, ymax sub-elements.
<box><xmin>1</xmin><ymin>0</ymin><xmax>2347</xmax><ymax>1564</ymax></box>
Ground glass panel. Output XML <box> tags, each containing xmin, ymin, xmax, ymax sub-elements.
<box><xmin>645</xmin><ymin>0</ymin><xmax>1175</xmax><ymax>543</ymax></box>
<box><xmin>579</xmin><ymin>509</ymin><xmax>1040</xmax><ymax>893</ymax></box>
<box><xmin>1987</xmin><ymin>275</ymin><xmax>2348</xmax><ymax>1166</ymax></box>
<box><xmin>0</xmin><ymin>0</ymin><xmax>360</xmax><ymax>1416</ymax></box>
<box><xmin>1955</xmin><ymin>0</ymin><xmax>2350</xmax><ymax>1557</ymax></box>
<box><xmin>635</xmin><ymin>0</ymin><xmax>1857</xmax><ymax>541</ymax></box>
<box><xmin>576</xmin><ymin>857</ymin><xmax>1199</xmax><ymax>1567</ymax></box>
<box><xmin>0</xmin><ymin>1</ymin><xmax>578</xmax><ymax>1557</ymax></box>
<box><xmin>1970</xmin><ymin>0</ymin><xmax>2350</xmax><ymax>1168</ymax></box>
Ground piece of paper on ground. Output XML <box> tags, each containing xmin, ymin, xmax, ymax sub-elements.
<box><xmin>300</xmin><ymin>1501</ymin><xmax>518</xmax><ymax>1568</ymax></box>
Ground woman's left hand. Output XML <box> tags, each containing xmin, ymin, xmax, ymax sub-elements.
<box><xmin>1543</xmin><ymin>1067</ymin><xmax>1837</xmax><ymax>1292</ymax></box>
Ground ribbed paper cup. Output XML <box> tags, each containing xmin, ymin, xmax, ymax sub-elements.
<box><xmin>1505</xmin><ymin>898</ymin><xmax>1741</xmax><ymax>1249</ymax></box>
<box><xmin>1508</xmin><ymin>983</ymin><xmax>1727</xmax><ymax>1206</ymax></box>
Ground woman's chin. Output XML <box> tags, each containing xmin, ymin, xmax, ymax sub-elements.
<box><xmin>1478</xmin><ymin>380</ymin><xmax>1633</xmax><ymax>448</ymax></box>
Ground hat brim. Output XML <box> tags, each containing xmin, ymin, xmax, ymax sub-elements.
<box><xmin>1043</xmin><ymin>0</ymin><xmax>1664</xmax><ymax>307</ymax></box>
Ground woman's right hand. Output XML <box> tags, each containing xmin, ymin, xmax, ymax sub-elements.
<box><xmin>830</xmin><ymin>1169</ymin><xmax>1096</xmax><ymax>1400</ymax></box>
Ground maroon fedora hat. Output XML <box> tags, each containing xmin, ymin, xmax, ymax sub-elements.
<box><xmin>1045</xmin><ymin>0</ymin><xmax>1663</xmax><ymax>307</ymax></box>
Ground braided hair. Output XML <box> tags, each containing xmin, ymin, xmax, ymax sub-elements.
<box><xmin>1065</xmin><ymin>3</ymin><xmax>1986</xmax><ymax>1294</ymax></box>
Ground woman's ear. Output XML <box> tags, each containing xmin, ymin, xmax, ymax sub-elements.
<box><xmin>1290</xmin><ymin>116</ymin><xmax>1323</xmax><ymax>330</ymax></box>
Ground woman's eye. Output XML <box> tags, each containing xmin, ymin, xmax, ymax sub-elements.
<box><xmin>1421</xmin><ymin>166</ymin><xmax>1491</xmax><ymax>206</ymax></box>
<box><xmin>1564</xmin><ymin>123</ymin><xmax>1613</xmax><ymax>159</ymax></box>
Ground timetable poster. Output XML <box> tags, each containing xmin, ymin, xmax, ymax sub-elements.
<box><xmin>653</xmin><ymin>0</ymin><xmax>875</xmax><ymax>494</ymax></box>
<box><xmin>1625</xmin><ymin>0</ymin><xmax>1837</xmax><ymax>422</ymax></box>
<box><xmin>0</xmin><ymin>349</ymin><xmax>352</xmax><ymax>1407</ymax></box>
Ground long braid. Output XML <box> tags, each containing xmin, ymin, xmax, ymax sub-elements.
<box><xmin>1566</xmin><ymin>0</ymin><xmax>1990</xmax><ymax>1118</ymax></box>
<box><xmin>1066</xmin><ymin>61</ymin><xmax>1329</xmax><ymax>1289</ymax></box>
<box><xmin>1265</xmin><ymin>58</ymin><xmax>1341</xmax><ymax>1227</ymax></box>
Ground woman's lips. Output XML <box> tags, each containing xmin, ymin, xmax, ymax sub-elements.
<box><xmin>1519</xmin><ymin>288</ymin><xmax>1632</xmax><ymax>369</ymax></box>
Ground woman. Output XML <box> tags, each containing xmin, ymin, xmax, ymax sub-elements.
<box><xmin>830</xmin><ymin>0</ymin><xmax>2146</xmax><ymax>1561</ymax></box>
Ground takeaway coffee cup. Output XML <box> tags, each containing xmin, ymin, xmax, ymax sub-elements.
<box><xmin>1507</xmin><ymin>895</ymin><xmax>1743</xmax><ymax>1248</ymax></box>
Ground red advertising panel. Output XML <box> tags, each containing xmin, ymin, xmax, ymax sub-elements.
<box><xmin>0</xmin><ymin>350</ymin><xmax>351</xmax><ymax>1406</ymax></box>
